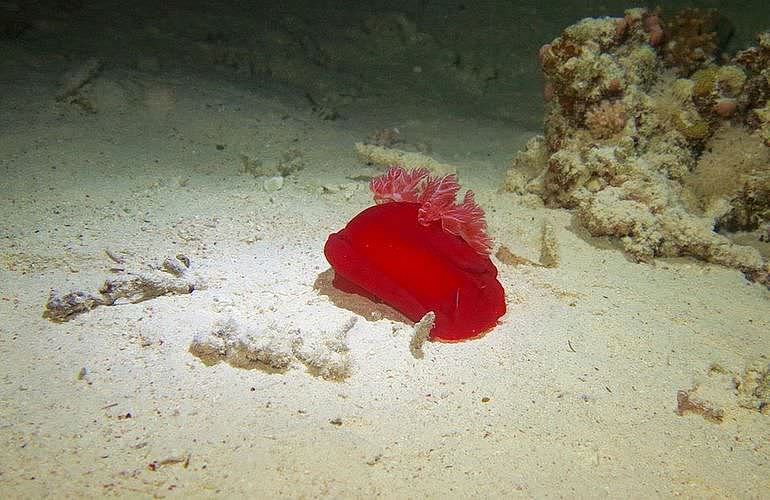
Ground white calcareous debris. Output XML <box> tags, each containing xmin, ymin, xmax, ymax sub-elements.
<box><xmin>190</xmin><ymin>316</ymin><xmax>358</xmax><ymax>380</ymax></box>
<box><xmin>44</xmin><ymin>255</ymin><xmax>197</xmax><ymax>322</ymax></box>
<box><xmin>263</xmin><ymin>175</ymin><xmax>285</xmax><ymax>192</ymax></box>
<box><xmin>293</xmin><ymin>316</ymin><xmax>357</xmax><ymax>380</ymax></box>
<box><xmin>410</xmin><ymin>311</ymin><xmax>435</xmax><ymax>359</ymax></box>
<box><xmin>189</xmin><ymin>318</ymin><xmax>296</xmax><ymax>371</ymax></box>
<box><xmin>539</xmin><ymin>221</ymin><xmax>560</xmax><ymax>268</ymax></box>
<box><xmin>354</xmin><ymin>142</ymin><xmax>456</xmax><ymax>177</ymax></box>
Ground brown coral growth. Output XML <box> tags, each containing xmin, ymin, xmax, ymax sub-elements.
<box><xmin>584</xmin><ymin>100</ymin><xmax>626</xmax><ymax>139</ymax></box>
<box><xmin>507</xmin><ymin>8</ymin><xmax>770</xmax><ymax>286</ymax></box>
<box><xmin>661</xmin><ymin>8</ymin><xmax>732</xmax><ymax>76</ymax></box>
<box><xmin>685</xmin><ymin>125</ymin><xmax>770</xmax><ymax>227</ymax></box>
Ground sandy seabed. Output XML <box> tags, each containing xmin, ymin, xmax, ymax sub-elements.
<box><xmin>1</xmin><ymin>7</ymin><xmax>769</xmax><ymax>499</ymax></box>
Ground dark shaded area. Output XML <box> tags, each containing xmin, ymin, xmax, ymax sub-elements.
<box><xmin>3</xmin><ymin>0</ymin><xmax>768</xmax><ymax>130</ymax></box>
<box><xmin>314</xmin><ymin>268</ymin><xmax>411</xmax><ymax>325</ymax></box>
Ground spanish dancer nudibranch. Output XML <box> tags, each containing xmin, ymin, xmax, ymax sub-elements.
<box><xmin>324</xmin><ymin>166</ymin><xmax>506</xmax><ymax>342</ymax></box>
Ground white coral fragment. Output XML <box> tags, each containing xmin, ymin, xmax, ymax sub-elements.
<box><xmin>190</xmin><ymin>316</ymin><xmax>358</xmax><ymax>380</ymax></box>
<box><xmin>293</xmin><ymin>316</ymin><xmax>357</xmax><ymax>380</ymax></box>
<box><xmin>189</xmin><ymin>318</ymin><xmax>295</xmax><ymax>371</ymax></box>
<box><xmin>410</xmin><ymin>311</ymin><xmax>435</xmax><ymax>359</ymax></box>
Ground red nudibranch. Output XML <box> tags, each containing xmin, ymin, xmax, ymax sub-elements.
<box><xmin>323</xmin><ymin>166</ymin><xmax>506</xmax><ymax>341</ymax></box>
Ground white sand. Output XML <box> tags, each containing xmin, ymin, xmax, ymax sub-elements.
<box><xmin>1</xmin><ymin>2</ymin><xmax>769</xmax><ymax>497</ymax></box>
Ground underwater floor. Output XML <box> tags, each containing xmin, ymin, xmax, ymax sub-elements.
<box><xmin>1</xmin><ymin>1</ymin><xmax>768</xmax><ymax>497</ymax></box>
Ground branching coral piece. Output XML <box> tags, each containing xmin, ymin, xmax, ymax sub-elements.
<box><xmin>43</xmin><ymin>255</ymin><xmax>196</xmax><ymax>322</ymax></box>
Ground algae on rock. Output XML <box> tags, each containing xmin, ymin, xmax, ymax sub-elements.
<box><xmin>506</xmin><ymin>9</ymin><xmax>770</xmax><ymax>284</ymax></box>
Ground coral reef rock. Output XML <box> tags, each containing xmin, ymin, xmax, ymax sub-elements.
<box><xmin>508</xmin><ymin>8</ymin><xmax>769</xmax><ymax>285</ymax></box>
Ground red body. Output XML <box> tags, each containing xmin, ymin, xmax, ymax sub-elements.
<box><xmin>324</xmin><ymin>202</ymin><xmax>506</xmax><ymax>341</ymax></box>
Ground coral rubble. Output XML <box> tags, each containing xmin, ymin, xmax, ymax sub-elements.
<box><xmin>508</xmin><ymin>8</ymin><xmax>770</xmax><ymax>284</ymax></box>
<box><xmin>189</xmin><ymin>316</ymin><xmax>356</xmax><ymax>380</ymax></box>
<box><xmin>410</xmin><ymin>311</ymin><xmax>435</xmax><ymax>359</ymax></box>
<box><xmin>44</xmin><ymin>255</ymin><xmax>197</xmax><ymax>322</ymax></box>
<box><xmin>355</xmin><ymin>142</ymin><xmax>456</xmax><ymax>176</ymax></box>
<box><xmin>676</xmin><ymin>361</ymin><xmax>770</xmax><ymax>422</ymax></box>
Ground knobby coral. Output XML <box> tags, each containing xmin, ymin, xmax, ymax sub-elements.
<box><xmin>506</xmin><ymin>8</ymin><xmax>770</xmax><ymax>285</ymax></box>
<box><xmin>584</xmin><ymin>100</ymin><xmax>627</xmax><ymax>139</ymax></box>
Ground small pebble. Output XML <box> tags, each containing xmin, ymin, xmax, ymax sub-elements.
<box><xmin>263</xmin><ymin>176</ymin><xmax>284</xmax><ymax>192</ymax></box>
